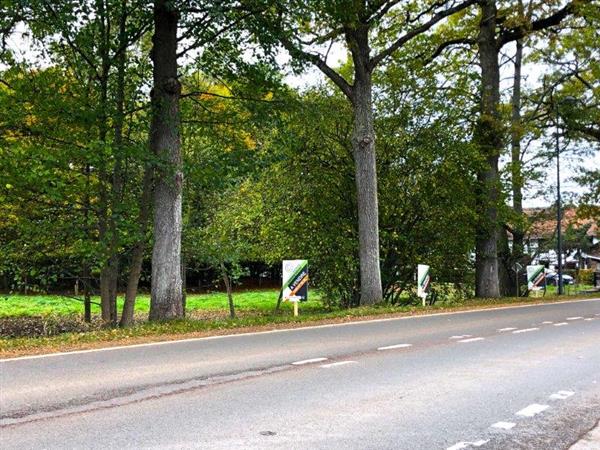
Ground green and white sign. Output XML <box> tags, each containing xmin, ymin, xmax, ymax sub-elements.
<box><xmin>527</xmin><ymin>265</ymin><xmax>546</xmax><ymax>291</ymax></box>
<box><xmin>282</xmin><ymin>260</ymin><xmax>308</xmax><ymax>302</ymax></box>
<box><xmin>417</xmin><ymin>264</ymin><xmax>431</xmax><ymax>304</ymax></box>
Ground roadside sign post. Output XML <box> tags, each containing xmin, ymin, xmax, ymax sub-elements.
<box><xmin>288</xmin><ymin>295</ymin><xmax>301</xmax><ymax>317</ymax></box>
<box><xmin>417</xmin><ymin>264</ymin><xmax>431</xmax><ymax>306</ymax></box>
<box><xmin>514</xmin><ymin>262</ymin><xmax>523</xmax><ymax>297</ymax></box>
<box><xmin>282</xmin><ymin>260</ymin><xmax>308</xmax><ymax>316</ymax></box>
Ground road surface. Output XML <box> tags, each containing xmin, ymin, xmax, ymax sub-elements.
<box><xmin>1</xmin><ymin>298</ymin><xmax>599</xmax><ymax>449</ymax></box>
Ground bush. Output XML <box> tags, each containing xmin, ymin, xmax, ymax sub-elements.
<box><xmin>577</xmin><ymin>269</ymin><xmax>594</xmax><ymax>285</ymax></box>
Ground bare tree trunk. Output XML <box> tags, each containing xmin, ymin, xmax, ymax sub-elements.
<box><xmin>119</xmin><ymin>168</ymin><xmax>152</xmax><ymax>327</ymax></box>
<box><xmin>104</xmin><ymin>0</ymin><xmax>128</xmax><ymax>324</ymax></box>
<box><xmin>83</xmin><ymin>164</ymin><xmax>92</xmax><ymax>323</ymax></box>
<box><xmin>510</xmin><ymin>38</ymin><xmax>525</xmax><ymax>259</ymax></box>
<box><xmin>348</xmin><ymin>27</ymin><xmax>382</xmax><ymax>305</ymax></box>
<box><xmin>498</xmin><ymin>37</ymin><xmax>526</xmax><ymax>297</ymax></box>
<box><xmin>98</xmin><ymin>75</ymin><xmax>116</xmax><ymax>322</ymax></box>
<box><xmin>181</xmin><ymin>253</ymin><xmax>187</xmax><ymax>317</ymax></box>
<box><xmin>474</xmin><ymin>0</ymin><xmax>501</xmax><ymax>298</ymax></box>
<box><xmin>498</xmin><ymin>229</ymin><xmax>514</xmax><ymax>296</ymax></box>
<box><xmin>96</xmin><ymin>0</ymin><xmax>120</xmax><ymax>324</ymax></box>
<box><xmin>149</xmin><ymin>0</ymin><xmax>184</xmax><ymax>321</ymax></box>
<box><xmin>220</xmin><ymin>262</ymin><xmax>235</xmax><ymax>319</ymax></box>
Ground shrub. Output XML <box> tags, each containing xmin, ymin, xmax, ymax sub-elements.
<box><xmin>577</xmin><ymin>269</ymin><xmax>594</xmax><ymax>285</ymax></box>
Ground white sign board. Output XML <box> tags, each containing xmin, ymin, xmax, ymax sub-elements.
<box><xmin>282</xmin><ymin>259</ymin><xmax>308</xmax><ymax>302</ymax></box>
<box><xmin>527</xmin><ymin>265</ymin><xmax>546</xmax><ymax>292</ymax></box>
<box><xmin>417</xmin><ymin>264</ymin><xmax>431</xmax><ymax>306</ymax></box>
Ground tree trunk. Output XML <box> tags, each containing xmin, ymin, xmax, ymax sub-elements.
<box><xmin>83</xmin><ymin>266</ymin><xmax>92</xmax><ymax>322</ymax></box>
<box><xmin>510</xmin><ymin>38</ymin><xmax>525</xmax><ymax>260</ymax></box>
<box><xmin>119</xmin><ymin>168</ymin><xmax>153</xmax><ymax>327</ymax></box>
<box><xmin>474</xmin><ymin>0</ymin><xmax>501</xmax><ymax>298</ymax></box>
<box><xmin>149</xmin><ymin>0</ymin><xmax>184</xmax><ymax>321</ymax></box>
<box><xmin>181</xmin><ymin>253</ymin><xmax>187</xmax><ymax>317</ymax></box>
<box><xmin>97</xmin><ymin>0</ymin><xmax>119</xmax><ymax>323</ymax></box>
<box><xmin>83</xmin><ymin>164</ymin><xmax>92</xmax><ymax>323</ymax></box>
<box><xmin>104</xmin><ymin>0</ymin><xmax>128</xmax><ymax>325</ymax></box>
<box><xmin>98</xmin><ymin>74</ymin><xmax>118</xmax><ymax>322</ymax></box>
<box><xmin>498</xmin><ymin>228</ymin><xmax>515</xmax><ymax>296</ymax></box>
<box><xmin>220</xmin><ymin>262</ymin><xmax>235</xmax><ymax>319</ymax></box>
<box><xmin>348</xmin><ymin>27</ymin><xmax>382</xmax><ymax>305</ymax></box>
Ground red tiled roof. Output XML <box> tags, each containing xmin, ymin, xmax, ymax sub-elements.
<box><xmin>524</xmin><ymin>207</ymin><xmax>598</xmax><ymax>239</ymax></box>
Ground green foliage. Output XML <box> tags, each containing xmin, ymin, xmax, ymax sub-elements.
<box><xmin>577</xmin><ymin>269</ymin><xmax>594</xmax><ymax>286</ymax></box>
<box><xmin>201</xmin><ymin>72</ymin><xmax>480</xmax><ymax>306</ymax></box>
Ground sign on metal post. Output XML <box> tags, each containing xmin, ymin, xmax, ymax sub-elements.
<box><xmin>526</xmin><ymin>265</ymin><xmax>546</xmax><ymax>296</ymax></box>
<box><xmin>282</xmin><ymin>260</ymin><xmax>308</xmax><ymax>316</ymax></box>
<box><xmin>417</xmin><ymin>264</ymin><xmax>431</xmax><ymax>306</ymax></box>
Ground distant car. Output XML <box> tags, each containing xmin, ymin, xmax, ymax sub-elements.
<box><xmin>545</xmin><ymin>273</ymin><xmax>575</xmax><ymax>285</ymax></box>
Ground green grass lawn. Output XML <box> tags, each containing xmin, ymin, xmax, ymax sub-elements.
<box><xmin>0</xmin><ymin>283</ymin><xmax>595</xmax><ymax>318</ymax></box>
<box><xmin>0</xmin><ymin>289</ymin><xmax>327</xmax><ymax>318</ymax></box>
<box><xmin>544</xmin><ymin>283</ymin><xmax>595</xmax><ymax>296</ymax></box>
<box><xmin>1</xmin><ymin>288</ymin><xmax>599</xmax><ymax>356</ymax></box>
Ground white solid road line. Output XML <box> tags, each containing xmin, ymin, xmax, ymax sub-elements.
<box><xmin>497</xmin><ymin>327</ymin><xmax>517</xmax><ymax>332</ymax></box>
<box><xmin>291</xmin><ymin>357</ymin><xmax>328</xmax><ymax>365</ymax></box>
<box><xmin>447</xmin><ymin>439</ymin><xmax>489</xmax><ymax>450</ymax></box>
<box><xmin>320</xmin><ymin>361</ymin><xmax>357</xmax><ymax>368</ymax></box>
<box><xmin>512</xmin><ymin>327</ymin><xmax>540</xmax><ymax>334</ymax></box>
<box><xmin>516</xmin><ymin>404</ymin><xmax>549</xmax><ymax>417</ymax></box>
<box><xmin>491</xmin><ymin>421</ymin><xmax>516</xmax><ymax>430</ymax></box>
<box><xmin>4</xmin><ymin>297</ymin><xmax>599</xmax><ymax>362</ymax></box>
<box><xmin>549</xmin><ymin>390</ymin><xmax>575</xmax><ymax>400</ymax></box>
<box><xmin>458</xmin><ymin>337</ymin><xmax>485</xmax><ymax>343</ymax></box>
<box><xmin>377</xmin><ymin>344</ymin><xmax>412</xmax><ymax>351</ymax></box>
<box><xmin>554</xmin><ymin>322</ymin><xmax>569</xmax><ymax>326</ymax></box>
<box><xmin>566</xmin><ymin>317</ymin><xmax>583</xmax><ymax>320</ymax></box>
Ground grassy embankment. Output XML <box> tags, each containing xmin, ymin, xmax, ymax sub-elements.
<box><xmin>0</xmin><ymin>287</ymin><xmax>598</xmax><ymax>357</ymax></box>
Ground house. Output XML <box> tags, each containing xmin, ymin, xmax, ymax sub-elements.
<box><xmin>509</xmin><ymin>207</ymin><xmax>599</xmax><ymax>270</ymax></box>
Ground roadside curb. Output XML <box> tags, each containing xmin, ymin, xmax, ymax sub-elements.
<box><xmin>570</xmin><ymin>422</ymin><xmax>600</xmax><ymax>449</ymax></box>
<box><xmin>2</xmin><ymin>296</ymin><xmax>599</xmax><ymax>361</ymax></box>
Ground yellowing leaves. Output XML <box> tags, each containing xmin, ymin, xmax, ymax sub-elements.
<box><xmin>243</xmin><ymin>133</ymin><xmax>257</xmax><ymax>150</ymax></box>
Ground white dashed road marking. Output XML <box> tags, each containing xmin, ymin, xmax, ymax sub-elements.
<box><xmin>447</xmin><ymin>439</ymin><xmax>489</xmax><ymax>450</ymax></box>
<box><xmin>549</xmin><ymin>390</ymin><xmax>575</xmax><ymax>400</ymax></box>
<box><xmin>497</xmin><ymin>327</ymin><xmax>517</xmax><ymax>332</ymax></box>
<box><xmin>292</xmin><ymin>357</ymin><xmax>328</xmax><ymax>365</ymax></box>
<box><xmin>516</xmin><ymin>404</ymin><xmax>549</xmax><ymax>417</ymax></box>
<box><xmin>458</xmin><ymin>337</ymin><xmax>485</xmax><ymax>343</ymax></box>
<box><xmin>450</xmin><ymin>335</ymin><xmax>472</xmax><ymax>339</ymax></box>
<box><xmin>542</xmin><ymin>321</ymin><xmax>553</xmax><ymax>324</ymax></box>
<box><xmin>584</xmin><ymin>318</ymin><xmax>594</xmax><ymax>321</ymax></box>
<box><xmin>566</xmin><ymin>317</ymin><xmax>583</xmax><ymax>321</ymax></box>
<box><xmin>320</xmin><ymin>361</ymin><xmax>357</xmax><ymax>368</ymax></box>
<box><xmin>513</xmin><ymin>327</ymin><xmax>539</xmax><ymax>334</ymax></box>
<box><xmin>491</xmin><ymin>421</ymin><xmax>516</xmax><ymax>430</ymax></box>
<box><xmin>377</xmin><ymin>344</ymin><xmax>412</xmax><ymax>351</ymax></box>
<box><xmin>554</xmin><ymin>322</ymin><xmax>568</xmax><ymax>326</ymax></box>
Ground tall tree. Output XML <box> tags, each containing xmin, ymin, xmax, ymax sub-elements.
<box><xmin>247</xmin><ymin>0</ymin><xmax>477</xmax><ymax>304</ymax></box>
<box><xmin>459</xmin><ymin>0</ymin><xmax>584</xmax><ymax>297</ymax></box>
<box><xmin>1</xmin><ymin>0</ymin><xmax>153</xmax><ymax>319</ymax></box>
<box><xmin>148</xmin><ymin>0</ymin><xmax>184</xmax><ymax>320</ymax></box>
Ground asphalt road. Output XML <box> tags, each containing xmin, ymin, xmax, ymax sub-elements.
<box><xmin>1</xmin><ymin>298</ymin><xmax>599</xmax><ymax>449</ymax></box>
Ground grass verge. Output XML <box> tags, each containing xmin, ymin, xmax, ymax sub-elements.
<box><xmin>1</xmin><ymin>291</ymin><xmax>599</xmax><ymax>358</ymax></box>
